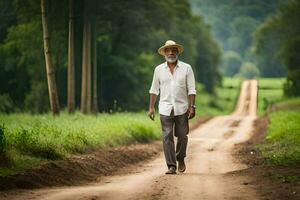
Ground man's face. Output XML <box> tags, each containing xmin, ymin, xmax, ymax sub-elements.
<box><xmin>164</xmin><ymin>47</ymin><xmax>178</xmax><ymax>63</ymax></box>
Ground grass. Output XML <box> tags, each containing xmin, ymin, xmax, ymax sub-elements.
<box><xmin>0</xmin><ymin>77</ymin><xmax>242</xmax><ymax>176</ymax></box>
<box><xmin>272</xmin><ymin>173</ymin><xmax>300</xmax><ymax>183</ymax></box>
<box><xmin>257</xmin><ymin>98</ymin><xmax>300</xmax><ymax>165</ymax></box>
<box><xmin>257</xmin><ymin>78</ymin><xmax>286</xmax><ymax>115</ymax></box>
<box><xmin>0</xmin><ymin>112</ymin><xmax>161</xmax><ymax>176</ymax></box>
<box><xmin>195</xmin><ymin>77</ymin><xmax>241</xmax><ymax>116</ymax></box>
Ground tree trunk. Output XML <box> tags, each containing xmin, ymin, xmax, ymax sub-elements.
<box><xmin>80</xmin><ymin>3</ymin><xmax>92</xmax><ymax>114</ymax></box>
<box><xmin>41</xmin><ymin>0</ymin><xmax>60</xmax><ymax>115</ymax></box>
<box><xmin>86</xmin><ymin>20</ymin><xmax>92</xmax><ymax>113</ymax></box>
<box><xmin>80</xmin><ymin>14</ymin><xmax>87</xmax><ymax>113</ymax></box>
<box><xmin>92</xmin><ymin>22</ymin><xmax>98</xmax><ymax>113</ymax></box>
<box><xmin>67</xmin><ymin>0</ymin><xmax>75</xmax><ymax>113</ymax></box>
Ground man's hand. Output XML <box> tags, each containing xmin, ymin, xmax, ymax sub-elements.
<box><xmin>148</xmin><ymin>108</ymin><xmax>155</xmax><ymax>120</ymax></box>
<box><xmin>187</xmin><ymin>107</ymin><xmax>195</xmax><ymax>119</ymax></box>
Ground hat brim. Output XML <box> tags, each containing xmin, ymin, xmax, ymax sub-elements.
<box><xmin>158</xmin><ymin>44</ymin><xmax>184</xmax><ymax>56</ymax></box>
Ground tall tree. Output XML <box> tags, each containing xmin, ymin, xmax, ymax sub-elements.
<box><xmin>80</xmin><ymin>1</ymin><xmax>92</xmax><ymax>113</ymax></box>
<box><xmin>67</xmin><ymin>0</ymin><xmax>75</xmax><ymax>113</ymax></box>
<box><xmin>41</xmin><ymin>0</ymin><xmax>60</xmax><ymax>115</ymax></box>
<box><xmin>92</xmin><ymin>22</ymin><xmax>98</xmax><ymax>113</ymax></box>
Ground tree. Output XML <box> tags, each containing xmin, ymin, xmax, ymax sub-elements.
<box><xmin>253</xmin><ymin>0</ymin><xmax>300</xmax><ymax>95</ymax></box>
<box><xmin>80</xmin><ymin>1</ymin><xmax>92</xmax><ymax>114</ymax></box>
<box><xmin>41</xmin><ymin>0</ymin><xmax>60</xmax><ymax>115</ymax></box>
<box><xmin>228</xmin><ymin>16</ymin><xmax>259</xmax><ymax>56</ymax></box>
<box><xmin>189</xmin><ymin>0</ymin><xmax>280</xmax><ymax>56</ymax></box>
<box><xmin>221</xmin><ymin>51</ymin><xmax>242</xmax><ymax>76</ymax></box>
<box><xmin>253</xmin><ymin>16</ymin><xmax>286</xmax><ymax>77</ymax></box>
<box><xmin>0</xmin><ymin>0</ymin><xmax>223</xmax><ymax>112</ymax></box>
<box><xmin>281</xmin><ymin>35</ymin><xmax>300</xmax><ymax>96</ymax></box>
<box><xmin>237</xmin><ymin>62</ymin><xmax>260</xmax><ymax>79</ymax></box>
<box><xmin>92</xmin><ymin>22</ymin><xmax>98</xmax><ymax>113</ymax></box>
<box><xmin>67</xmin><ymin>0</ymin><xmax>75</xmax><ymax>113</ymax></box>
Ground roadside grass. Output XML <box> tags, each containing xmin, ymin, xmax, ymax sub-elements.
<box><xmin>257</xmin><ymin>98</ymin><xmax>300</xmax><ymax>166</ymax></box>
<box><xmin>195</xmin><ymin>77</ymin><xmax>241</xmax><ymax>116</ymax></box>
<box><xmin>0</xmin><ymin>77</ymin><xmax>242</xmax><ymax>176</ymax></box>
<box><xmin>0</xmin><ymin>112</ymin><xmax>160</xmax><ymax>176</ymax></box>
<box><xmin>272</xmin><ymin>173</ymin><xmax>300</xmax><ymax>183</ymax></box>
<box><xmin>257</xmin><ymin>78</ymin><xmax>286</xmax><ymax>115</ymax></box>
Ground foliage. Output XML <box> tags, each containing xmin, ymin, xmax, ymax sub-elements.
<box><xmin>0</xmin><ymin>0</ymin><xmax>221</xmax><ymax>113</ymax></box>
<box><xmin>236</xmin><ymin>62</ymin><xmax>260</xmax><ymax>79</ymax></box>
<box><xmin>189</xmin><ymin>0</ymin><xmax>280</xmax><ymax>75</ymax></box>
<box><xmin>221</xmin><ymin>51</ymin><xmax>242</xmax><ymax>76</ymax></box>
<box><xmin>228</xmin><ymin>16</ymin><xmax>259</xmax><ymax>55</ymax></box>
<box><xmin>194</xmin><ymin>77</ymin><xmax>241</xmax><ymax>116</ymax></box>
<box><xmin>0</xmin><ymin>112</ymin><xmax>160</xmax><ymax>174</ymax></box>
<box><xmin>280</xmin><ymin>35</ymin><xmax>300</xmax><ymax>96</ymax></box>
<box><xmin>0</xmin><ymin>76</ymin><xmax>241</xmax><ymax>174</ymax></box>
<box><xmin>258</xmin><ymin>106</ymin><xmax>300</xmax><ymax>165</ymax></box>
<box><xmin>0</xmin><ymin>124</ymin><xmax>6</xmax><ymax>154</ymax></box>
<box><xmin>0</xmin><ymin>94</ymin><xmax>14</xmax><ymax>113</ymax></box>
<box><xmin>253</xmin><ymin>0</ymin><xmax>300</xmax><ymax>83</ymax></box>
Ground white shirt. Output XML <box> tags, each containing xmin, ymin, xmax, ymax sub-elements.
<box><xmin>149</xmin><ymin>60</ymin><xmax>196</xmax><ymax>116</ymax></box>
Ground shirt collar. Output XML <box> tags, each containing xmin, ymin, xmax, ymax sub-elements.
<box><xmin>164</xmin><ymin>60</ymin><xmax>181</xmax><ymax>68</ymax></box>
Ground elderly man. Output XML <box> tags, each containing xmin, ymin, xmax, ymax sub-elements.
<box><xmin>148</xmin><ymin>40</ymin><xmax>196</xmax><ymax>174</ymax></box>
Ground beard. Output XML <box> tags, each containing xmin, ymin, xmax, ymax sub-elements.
<box><xmin>165</xmin><ymin>55</ymin><xmax>178</xmax><ymax>63</ymax></box>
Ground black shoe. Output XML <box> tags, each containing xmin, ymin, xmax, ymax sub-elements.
<box><xmin>165</xmin><ymin>166</ymin><xmax>176</xmax><ymax>174</ymax></box>
<box><xmin>178</xmin><ymin>160</ymin><xmax>186</xmax><ymax>173</ymax></box>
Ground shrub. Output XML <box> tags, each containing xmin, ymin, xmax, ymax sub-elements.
<box><xmin>237</xmin><ymin>62</ymin><xmax>260</xmax><ymax>79</ymax></box>
<box><xmin>0</xmin><ymin>94</ymin><xmax>14</xmax><ymax>113</ymax></box>
<box><xmin>0</xmin><ymin>124</ymin><xmax>6</xmax><ymax>154</ymax></box>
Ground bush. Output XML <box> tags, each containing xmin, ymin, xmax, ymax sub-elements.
<box><xmin>221</xmin><ymin>50</ymin><xmax>242</xmax><ymax>76</ymax></box>
<box><xmin>237</xmin><ymin>62</ymin><xmax>260</xmax><ymax>79</ymax></box>
<box><xmin>0</xmin><ymin>94</ymin><xmax>14</xmax><ymax>113</ymax></box>
<box><xmin>0</xmin><ymin>124</ymin><xmax>10</xmax><ymax>167</ymax></box>
<box><xmin>0</xmin><ymin>124</ymin><xmax>6</xmax><ymax>154</ymax></box>
<box><xmin>24</xmin><ymin>82</ymin><xmax>49</xmax><ymax>113</ymax></box>
<box><xmin>12</xmin><ymin>128</ymin><xmax>65</xmax><ymax>160</ymax></box>
<box><xmin>127</xmin><ymin>124</ymin><xmax>159</xmax><ymax>143</ymax></box>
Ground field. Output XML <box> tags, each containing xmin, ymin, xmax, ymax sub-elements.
<box><xmin>0</xmin><ymin>113</ymin><xmax>161</xmax><ymax>176</ymax></box>
<box><xmin>255</xmin><ymin>78</ymin><xmax>300</xmax><ymax>165</ymax></box>
<box><xmin>195</xmin><ymin>77</ymin><xmax>241</xmax><ymax>116</ymax></box>
<box><xmin>257</xmin><ymin>78</ymin><xmax>286</xmax><ymax>115</ymax></box>
<box><xmin>0</xmin><ymin>77</ymin><xmax>242</xmax><ymax>176</ymax></box>
<box><xmin>257</xmin><ymin>98</ymin><xmax>300</xmax><ymax>165</ymax></box>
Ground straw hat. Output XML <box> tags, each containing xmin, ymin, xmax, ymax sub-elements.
<box><xmin>158</xmin><ymin>40</ymin><xmax>184</xmax><ymax>56</ymax></box>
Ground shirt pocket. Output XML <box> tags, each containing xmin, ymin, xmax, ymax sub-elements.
<box><xmin>176</xmin><ymin>76</ymin><xmax>186</xmax><ymax>87</ymax></box>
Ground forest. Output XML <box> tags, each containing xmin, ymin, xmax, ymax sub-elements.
<box><xmin>0</xmin><ymin>0</ymin><xmax>221</xmax><ymax>114</ymax></box>
<box><xmin>191</xmin><ymin>0</ymin><xmax>300</xmax><ymax>96</ymax></box>
<box><xmin>0</xmin><ymin>0</ymin><xmax>299</xmax><ymax>114</ymax></box>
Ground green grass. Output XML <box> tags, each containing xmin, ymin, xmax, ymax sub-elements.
<box><xmin>0</xmin><ymin>112</ymin><xmax>161</xmax><ymax>176</ymax></box>
<box><xmin>269</xmin><ymin>98</ymin><xmax>300</xmax><ymax>111</ymax></box>
<box><xmin>257</xmin><ymin>78</ymin><xmax>286</xmax><ymax>115</ymax></box>
<box><xmin>195</xmin><ymin>77</ymin><xmax>241</xmax><ymax>116</ymax></box>
<box><xmin>0</xmin><ymin>77</ymin><xmax>242</xmax><ymax>176</ymax></box>
<box><xmin>258</xmin><ymin>77</ymin><xmax>286</xmax><ymax>89</ymax></box>
<box><xmin>257</xmin><ymin>99</ymin><xmax>300</xmax><ymax>165</ymax></box>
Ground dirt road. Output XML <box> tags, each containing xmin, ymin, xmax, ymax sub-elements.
<box><xmin>1</xmin><ymin>80</ymin><xmax>258</xmax><ymax>200</ymax></box>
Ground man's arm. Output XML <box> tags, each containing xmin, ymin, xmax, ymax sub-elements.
<box><xmin>148</xmin><ymin>67</ymin><xmax>159</xmax><ymax>120</ymax></box>
<box><xmin>188</xmin><ymin>94</ymin><xmax>196</xmax><ymax>119</ymax></box>
<box><xmin>148</xmin><ymin>94</ymin><xmax>157</xmax><ymax>120</ymax></box>
<box><xmin>187</xmin><ymin>65</ymin><xmax>196</xmax><ymax>119</ymax></box>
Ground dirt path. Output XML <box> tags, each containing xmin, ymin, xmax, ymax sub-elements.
<box><xmin>1</xmin><ymin>80</ymin><xmax>258</xmax><ymax>200</ymax></box>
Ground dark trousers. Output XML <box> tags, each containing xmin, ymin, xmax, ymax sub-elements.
<box><xmin>160</xmin><ymin>111</ymin><xmax>189</xmax><ymax>169</ymax></box>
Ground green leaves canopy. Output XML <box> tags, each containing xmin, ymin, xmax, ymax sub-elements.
<box><xmin>0</xmin><ymin>0</ymin><xmax>221</xmax><ymax>112</ymax></box>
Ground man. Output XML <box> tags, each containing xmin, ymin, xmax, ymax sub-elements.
<box><xmin>148</xmin><ymin>40</ymin><xmax>196</xmax><ymax>174</ymax></box>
